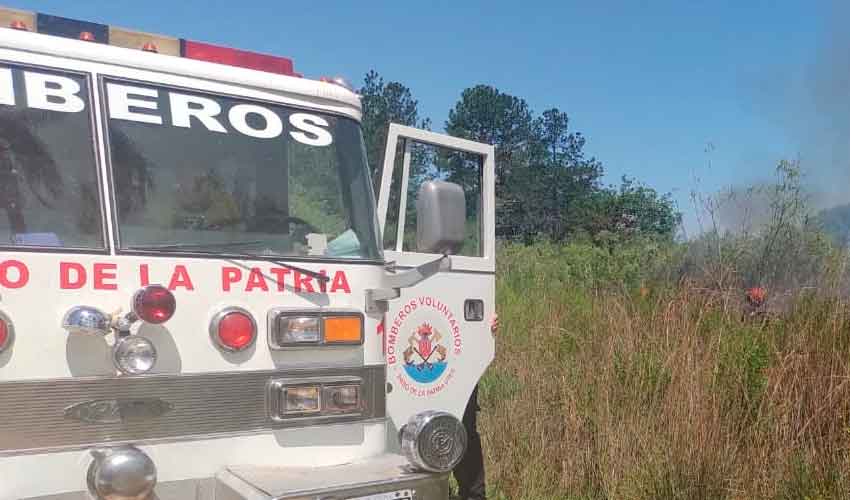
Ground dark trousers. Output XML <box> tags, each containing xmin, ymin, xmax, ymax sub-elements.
<box><xmin>453</xmin><ymin>385</ymin><xmax>485</xmax><ymax>500</ymax></box>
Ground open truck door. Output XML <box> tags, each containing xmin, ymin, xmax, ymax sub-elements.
<box><xmin>375</xmin><ymin>124</ymin><xmax>496</xmax><ymax>431</ymax></box>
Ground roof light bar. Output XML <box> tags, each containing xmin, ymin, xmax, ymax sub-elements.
<box><xmin>109</xmin><ymin>26</ymin><xmax>180</xmax><ymax>56</ymax></box>
<box><xmin>0</xmin><ymin>7</ymin><xmax>311</xmax><ymax>79</ymax></box>
<box><xmin>36</xmin><ymin>13</ymin><xmax>107</xmax><ymax>43</ymax></box>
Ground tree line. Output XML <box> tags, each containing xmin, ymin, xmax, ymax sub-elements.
<box><xmin>359</xmin><ymin>70</ymin><xmax>681</xmax><ymax>245</ymax></box>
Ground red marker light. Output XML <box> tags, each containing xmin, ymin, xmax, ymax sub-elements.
<box><xmin>211</xmin><ymin>308</ymin><xmax>256</xmax><ymax>352</ymax></box>
<box><xmin>141</xmin><ymin>42</ymin><xmax>158</xmax><ymax>53</ymax></box>
<box><xmin>0</xmin><ymin>312</ymin><xmax>13</xmax><ymax>352</ymax></box>
<box><xmin>9</xmin><ymin>20</ymin><xmax>27</xmax><ymax>31</ymax></box>
<box><xmin>78</xmin><ymin>31</ymin><xmax>95</xmax><ymax>42</ymax></box>
<box><xmin>133</xmin><ymin>285</ymin><xmax>176</xmax><ymax>324</ymax></box>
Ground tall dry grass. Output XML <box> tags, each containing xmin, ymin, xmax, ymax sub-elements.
<box><xmin>479</xmin><ymin>243</ymin><xmax>850</xmax><ymax>500</ymax></box>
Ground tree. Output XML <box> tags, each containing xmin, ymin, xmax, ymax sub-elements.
<box><xmin>444</xmin><ymin>87</ymin><xmax>608</xmax><ymax>242</ymax></box>
<box><xmin>445</xmin><ymin>85</ymin><xmax>535</xmax><ymax>189</ymax></box>
<box><xmin>444</xmin><ymin>85</ymin><xmax>538</xmax><ymax>240</ymax></box>
<box><xmin>595</xmin><ymin>177</ymin><xmax>680</xmax><ymax>239</ymax></box>
<box><xmin>359</xmin><ymin>70</ymin><xmax>430</xmax><ymax>186</ymax></box>
<box><xmin>526</xmin><ymin>108</ymin><xmax>604</xmax><ymax>240</ymax></box>
<box><xmin>359</xmin><ymin>71</ymin><xmax>431</xmax><ymax>248</ymax></box>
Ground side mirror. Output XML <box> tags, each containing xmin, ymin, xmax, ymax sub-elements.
<box><xmin>415</xmin><ymin>180</ymin><xmax>466</xmax><ymax>255</ymax></box>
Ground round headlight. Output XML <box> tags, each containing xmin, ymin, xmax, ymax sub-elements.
<box><xmin>400</xmin><ymin>411</ymin><xmax>467</xmax><ymax>473</ymax></box>
<box><xmin>113</xmin><ymin>336</ymin><xmax>157</xmax><ymax>375</ymax></box>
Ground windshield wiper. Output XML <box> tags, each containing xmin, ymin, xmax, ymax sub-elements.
<box><xmin>127</xmin><ymin>242</ymin><xmax>330</xmax><ymax>284</ymax></box>
<box><xmin>128</xmin><ymin>241</ymin><xmax>266</xmax><ymax>251</ymax></box>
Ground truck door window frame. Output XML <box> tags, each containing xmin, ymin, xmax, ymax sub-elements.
<box><xmin>377</xmin><ymin>124</ymin><xmax>496</xmax><ymax>273</ymax></box>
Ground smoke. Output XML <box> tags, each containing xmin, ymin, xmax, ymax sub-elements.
<box><xmin>797</xmin><ymin>2</ymin><xmax>850</xmax><ymax>194</ymax></box>
<box><xmin>705</xmin><ymin>2</ymin><xmax>850</xmax><ymax>234</ymax></box>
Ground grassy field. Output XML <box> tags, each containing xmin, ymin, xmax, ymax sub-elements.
<box><xmin>476</xmin><ymin>241</ymin><xmax>850</xmax><ymax>500</ymax></box>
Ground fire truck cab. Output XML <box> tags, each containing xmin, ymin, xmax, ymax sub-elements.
<box><xmin>0</xmin><ymin>6</ymin><xmax>496</xmax><ymax>500</ymax></box>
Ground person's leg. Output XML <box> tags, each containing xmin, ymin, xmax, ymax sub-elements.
<box><xmin>453</xmin><ymin>385</ymin><xmax>485</xmax><ymax>500</ymax></box>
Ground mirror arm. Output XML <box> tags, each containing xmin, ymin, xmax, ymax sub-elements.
<box><xmin>365</xmin><ymin>255</ymin><xmax>451</xmax><ymax>313</ymax></box>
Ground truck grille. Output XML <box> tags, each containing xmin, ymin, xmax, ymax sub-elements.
<box><xmin>0</xmin><ymin>365</ymin><xmax>384</xmax><ymax>454</ymax></box>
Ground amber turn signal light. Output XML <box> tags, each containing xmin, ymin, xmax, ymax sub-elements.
<box><xmin>323</xmin><ymin>316</ymin><xmax>362</xmax><ymax>344</ymax></box>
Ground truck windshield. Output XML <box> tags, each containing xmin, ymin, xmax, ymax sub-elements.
<box><xmin>105</xmin><ymin>79</ymin><xmax>380</xmax><ymax>260</ymax></box>
<box><xmin>0</xmin><ymin>65</ymin><xmax>103</xmax><ymax>249</ymax></box>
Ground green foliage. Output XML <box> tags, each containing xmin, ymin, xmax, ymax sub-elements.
<box><xmin>488</xmin><ymin>237</ymin><xmax>850</xmax><ymax>499</ymax></box>
<box><xmin>588</xmin><ymin>177</ymin><xmax>682</xmax><ymax>244</ymax></box>
<box><xmin>359</xmin><ymin>70</ymin><xmax>430</xmax><ymax>186</ymax></box>
<box><xmin>774</xmin><ymin>454</ymin><xmax>850</xmax><ymax>500</ymax></box>
<box><xmin>360</xmin><ymin>74</ymin><xmax>681</xmax><ymax>245</ymax></box>
<box><xmin>498</xmin><ymin>237</ymin><xmax>680</xmax><ymax>292</ymax></box>
<box><xmin>715</xmin><ymin>324</ymin><xmax>771</xmax><ymax>419</ymax></box>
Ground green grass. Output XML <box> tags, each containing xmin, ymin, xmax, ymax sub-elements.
<box><xmin>480</xmin><ymin>241</ymin><xmax>850</xmax><ymax>499</ymax></box>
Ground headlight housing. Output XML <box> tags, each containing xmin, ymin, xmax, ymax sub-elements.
<box><xmin>400</xmin><ymin>411</ymin><xmax>467</xmax><ymax>473</ymax></box>
<box><xmin>113</xmin><ymin>336</ymin><xmax>157</xmax><ymax>375</ymax></box>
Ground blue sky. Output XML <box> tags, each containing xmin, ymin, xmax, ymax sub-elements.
<box><xmin>9</xmin><ymin>1</ymin><xmax>845</xmax><ymax>230</ymax></box>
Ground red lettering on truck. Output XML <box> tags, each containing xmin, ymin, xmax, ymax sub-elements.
<box><xmin>0</xmin><ymin>260</ymin><xmax>29</xmax><ymax>289</ymax></box>
<box><xmin>168</xmin><ymin>265</ymin><xmax>194</xmax><ymax>291</ymax></box>
<box><xmin>93</xmin><ymin>263</ymin><xmax>118</xmax><ymax>290</ymax></box>
<box><xmin>221</xmin><ymin>267</ymin><xmax>242</xmax><ymax>291</ymax></box>
<box><xmin>59</xmin><ymin>262</ymin><xmax>86</xmax><ymax>289</ymax></box>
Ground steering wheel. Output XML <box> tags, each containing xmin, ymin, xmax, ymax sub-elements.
<box><xmin>284</xmin><ymin>216</ymin><xmax>319</xmax><ymax>235</ymax></box>
<box><xmin>249</xmin><ymin>213</ymin><xmax>319</xmax><ymax>235</ymax></box>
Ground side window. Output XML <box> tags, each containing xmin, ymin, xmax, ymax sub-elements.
<box><xmin>383</xmin><ymin>137</ymin><xmax>483</xmax><ymax>257</ymax></box>
<box><xmin>0</xmin><ymin>64</ymin><xmax>102</xmax><ymax>249</ymax></box>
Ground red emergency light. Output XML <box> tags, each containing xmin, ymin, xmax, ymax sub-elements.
<box><xmin>182</xmin><ymin>40</ymin><xmax>295</xmax><ymax>76</ymax></box>
<box><xmin>133</xmin><ymin>285</ymin><xmax>176</xmax><ymax>324</ymax></box>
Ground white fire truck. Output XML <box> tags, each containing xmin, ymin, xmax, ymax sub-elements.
<box><xmin>0</xmin><ymin>6</ymin><xmax>495</xmax><ymax>500</ymax></box>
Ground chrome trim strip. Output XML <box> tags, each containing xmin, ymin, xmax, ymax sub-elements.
<box><xmin>0</xmin><ymin>365</ymin><xmax>384</xmax><ymax>455</ymax></box>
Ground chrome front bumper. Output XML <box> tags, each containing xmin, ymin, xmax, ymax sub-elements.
<box><xmin>28</xmin><ymin>454</ymin><xmax>447</xmax><ymax>500</ymax></box>
<box><xmin>216</xmin><ymin>454</ymin><xmax>447</xmax><ymax>499</ymax></box>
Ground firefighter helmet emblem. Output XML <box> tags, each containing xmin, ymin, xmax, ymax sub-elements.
<box><xmin>403</xmin><ymin>323</ymin><xmax>448</xmax><ymax>383</ymax></box>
